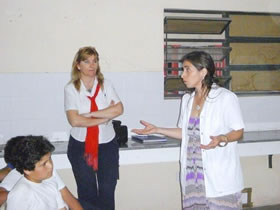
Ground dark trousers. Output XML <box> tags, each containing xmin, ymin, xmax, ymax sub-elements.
<box><xmin>67</xmin><ymin>136</ymin><xmax>119</xmax><ymax>210</ymax></box>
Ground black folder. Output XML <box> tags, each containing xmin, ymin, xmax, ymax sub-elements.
<box><xmin>131</xmin><ymin>135</ymin><xmax>167</xmax><ymax>143</ymax></box>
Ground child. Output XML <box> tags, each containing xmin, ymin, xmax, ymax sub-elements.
<box><xmin>1</xmin><ymin>136</ymin><xmax>82</xmax><ymax>209</ymax></box>
<box><xmin>6</xmin><ymin>136</ymin><xmax>67</xmax><ymax>210</ymax></box>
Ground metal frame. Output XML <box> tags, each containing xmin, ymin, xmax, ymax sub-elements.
<box><xmin>229</xmin><ymin>65</ymin><xmax>280</xmax><ymax>71</ymax></box>
<box><xmin>164</xmin><ymin>9</ymin><xmax>232</xmax><ymax>97</ymax></box>
<box><xmin>227</xmin><ymin>11</ymin><xmax>280</xmax><ymax>95</ymax></box>
<box><xmin>164</xmin><ymin>9</ymin><xmax>280</xmax><ymax>98</ymax></box>
<box><xmin>164</xmin><ymin>16</ymin><xmax>231</xmax><ymax>34</ymax></box>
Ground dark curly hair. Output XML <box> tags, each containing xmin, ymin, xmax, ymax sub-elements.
<box><xmin>13</xmin><ymin>135</ymin><xmax>55</xmax><ymax>174</ymax></box>
<box><xmin>4</xmin><ymin>136</ymin><xmax>25</xmax><ymax>166</ymax></box>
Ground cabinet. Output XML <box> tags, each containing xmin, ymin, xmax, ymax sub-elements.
<box><xmin>164</xmin><ymin>11</ymin><xmax>232</xmax><ymax>98</ymax></box>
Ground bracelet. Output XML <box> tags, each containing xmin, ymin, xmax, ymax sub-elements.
<box><xmin>218</xmin><ymin>135</ymin><xmax>228</xmax><ymax>147</ymax></box>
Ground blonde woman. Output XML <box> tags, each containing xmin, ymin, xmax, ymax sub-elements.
<box><xmin>64</xmin><ymin>46</ymin><xmax>123</xmax><ymax>210</ymax></box>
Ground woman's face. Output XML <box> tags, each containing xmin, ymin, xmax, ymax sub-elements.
<box><xmin>181</xmin><ymin>60</ymin><xmax>205</xmax><ymax>89</ymax></box>
<box><xmin>77</xmin><ymin>54</ymin><xmax>98</xmax><ymax>79</ymax></box>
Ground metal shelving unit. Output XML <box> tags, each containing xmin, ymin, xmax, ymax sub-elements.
<box><xmin>164</xmin><ymin>9</ymin><xmax>280</xmax><ymax>97</ymax></box>
<box><xmin>164</xmin><ymin>11</ymin><xmax>232</xmax><ymax>98</ymax></box>
<box><xmin>165</xmin><ymin>45</ymin><xmax>231</xmax><ymax>61</ymax></box>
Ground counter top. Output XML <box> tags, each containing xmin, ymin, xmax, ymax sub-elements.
<box><xmin>1</xmin><ymin>130</ymin><xmax>280</xmax><ymax>156</ymax></box>
<box><xmin>0</xmin><ymin>130</ymin><xmax>279</xmax><ymax>169</ymax></box>
<box><xmin>239</xmin><ymin>130</ymin><xmax>280</xmax><ymax>143</ymax></box>
<box><xmin>48</xmin><ymin>129</ymin><xmax>280</xmax><ymax>155</ymax></box>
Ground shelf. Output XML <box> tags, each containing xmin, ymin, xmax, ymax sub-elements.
<box><xmin>214</xmin><ymin>76</ymin><xmax>232</xmax><ymax>87</ymax></box>
<box><xmin>164</xmin><ymin>67</ymin><xmax>226</xmax><ymax>72</ymax></box>
<box><xmin>164</xmin><ymin>38</ymin><xmax>227</xmax><ymax>43</ymax></box>
<box><xmin>164</xmin><ymin>76</ymin><xmax>232</xmax><ymax>92</ymax></box>
<box><xmin>164</xmin><ymin>16</ymin><xmax>231</xmax><ymax>34</ymax></box>
<box><xmin>164</xmin><ymin>77</ymin><xmax>186</xmax><ymax>92</ymax></box>
<box><xmin>165</xmin><ymin>67</ymin><xmax>182</xmax><ymax>71</ymax></box>
<box><xmin>165</xmin><ymin>46</ymin><xmax>232</xmax><ymax>61</ymax></box>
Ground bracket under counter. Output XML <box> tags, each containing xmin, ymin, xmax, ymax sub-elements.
<box><xmin>238</xmin><ymin>130</ymin><xmax>280</xmax><ymax>168</ymax></box>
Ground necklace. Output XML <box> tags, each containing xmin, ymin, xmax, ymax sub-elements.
<box><xmin>195</xmin><ymin>105</ymin><xmax>201</xmax><ymax>111</ymax></box>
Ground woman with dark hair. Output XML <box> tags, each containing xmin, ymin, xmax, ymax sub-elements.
<box><xmin>133</xmin><ymin>51</ymin><xmax>244</xmax><ymax>209</ymax></box>
<box><xmin>64</xmin><ymin>46</ymin><xmax>123</xmax><ymax>210</ymax></box>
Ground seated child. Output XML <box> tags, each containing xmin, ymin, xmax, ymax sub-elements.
<box><xmin>6</xmin><ymin>135</ymin><xmax>67</xmax><ymax>210</ymax></box>
<box><xmin>0</xmin><ymin>136</ymin><xmax>82</xmax><ymax>209</ymax></box>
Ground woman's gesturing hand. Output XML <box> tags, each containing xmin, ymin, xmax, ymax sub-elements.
<box><xmin>131</xmin><ymin>120</ymin><xmax>158</xmax><ymax>135</ymax></box>
<box><xmin>200</xmin><ymin>135</ymin><xmax>223</xmax><ymax>150</ymax></box>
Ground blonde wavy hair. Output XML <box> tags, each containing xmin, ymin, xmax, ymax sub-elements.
<box><xmin>70</xmin><ymin>46</ymin><xmax>104</xmax><ymax>91</ymax></box>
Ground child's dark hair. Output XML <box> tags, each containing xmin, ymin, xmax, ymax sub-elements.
<box><xmin>4</xmin><ymin>136</ymin><xmax>25</xmax><ymax>167</ymax></box>
<box><xmin>13</xmin><ymin>135</ymin><xmax>55</xmax><ymax>174</ymax></box>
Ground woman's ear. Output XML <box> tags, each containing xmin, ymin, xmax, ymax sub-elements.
<box><xmin>77</xmin><ymin>63</ymin><xmax>81</xmax><ymax>70</ymax></box>
<box><xmin>201</xmin><ymin>68</ymin><xmax>208</xmax><ymax>78</ymax></box>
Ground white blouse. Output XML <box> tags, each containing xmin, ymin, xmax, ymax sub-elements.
<box><xmin>64</xmin><ymin>78</ymin><xmax>121</xmax><ymax>144</ymax></box>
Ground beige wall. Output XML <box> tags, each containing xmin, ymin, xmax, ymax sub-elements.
<box><xmin>58</xmin><ymin>162</ymin><xmax>182</xmax><ymax>210</ymax></box>
<box><xmin>1</xmin><ymin>0</ymin><xmax>280</xmax><ymax>73</ymax></box>
<box><xmin>58</xmin><ymin>155</ymin><xmax>280</xmax><ymax>209</ymax></box>
<box><xmin>241</xmin><ymin>155</ymin><xmax>280</xmax><ymax>206</ymax></box>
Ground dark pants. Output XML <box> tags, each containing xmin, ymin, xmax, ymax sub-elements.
<box><xmin>67</xmin><ymin>136</ymin><xmax>119</xmax><ymax>210</ymax></box>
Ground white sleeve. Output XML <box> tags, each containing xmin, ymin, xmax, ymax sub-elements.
<box><xmin>224</xmin><ymin>92</ymin><xmax>245</xmax><ymax>130</ymax></box>
<box><xmin>6</xmin><ymin>180</ymin><xmax>32</xmax><ymax>210</ymax></box>
<box><xmin>55</xmin><ymin>189</ymin><xmax>68</xmax><ymax>209</ymax></box>
<box><xmin>104</xmin><ymin>79</ymin><xmax>121</xmax><ymax>104</ymax></box>
<box><xmin>0</xmin><ymin>169</ymin><xmax>22</xmax><ymax>191</ymax></box>
<box><xmin>64</xmin><ymin>84</ymin><xmax>78</xmax><ymax>111</ymax></box>
<box><xmin>177</xmin><ymin>105</ymin><xmax>184</xmax><ymax>128</ymax></box>
<box><xmin>52</xmin><ymin>169</ymin><xmax>65</xmax><ymax>190</ymax></box>
<box><xmin>52</xmin><ymin>169</ymin><xmax>68</xmax><ymax>209</ymax></box>
<box><xmin>177</xmin><ymin>94</ymin><xmax>189</xmax><ymax>128</ymax></box>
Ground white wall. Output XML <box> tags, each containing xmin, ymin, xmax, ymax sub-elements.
<box><xmin>1</xmin><ymin>71</ymin><xmax>280</xmax><ymax>143</ymax></box>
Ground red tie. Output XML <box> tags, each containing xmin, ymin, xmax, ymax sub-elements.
<box><xmin>85</xmin><ymin>83</ymin><xmax>100</xmax><ymax>171</ymax></box>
